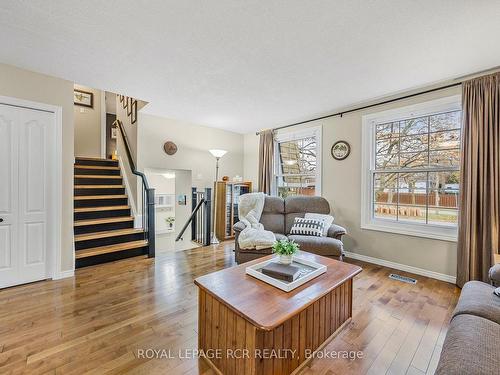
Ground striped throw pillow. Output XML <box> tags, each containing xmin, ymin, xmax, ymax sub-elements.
<box><xmin>289</xmin><ymin>217</ymin><xmax>325</xmax><ymax>237</ymax></box>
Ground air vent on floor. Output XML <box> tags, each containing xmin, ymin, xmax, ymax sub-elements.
<box><xmin>389</xmin><ymin>273</ymin><xmax>417</xmax><ymax>284</ymax></box>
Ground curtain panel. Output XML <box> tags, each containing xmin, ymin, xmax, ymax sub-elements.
<box><xmin>457</xmin><ymin>73</ymin><xmax>500</xmax><ymax>287</ymax></box>
<box><xmin>258</xmin><ymin>130</ymin><xmax>274</xmax><ymax>195</ymax></box>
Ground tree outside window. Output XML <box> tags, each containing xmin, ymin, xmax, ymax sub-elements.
<box><xmin>373</xmin><ymin>110</ymin><xmax>461</xmax><ymax>226</ymax></box>
<box><xmin>274</xmin><ymin>130</ymin><xmax>320</xmax><ymax>198</ymax></box>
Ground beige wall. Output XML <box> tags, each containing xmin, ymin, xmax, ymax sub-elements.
<box><xmin>0</xmin><ymin>63</ymin><xmax>74</xmax><ymax>272</ymax></box>
<box><xmin>115</xmin><ymin>97</ymin><xmax>147</xmax><ymax>210</ymax></box>
<box><xmin>244</xmin><ymin>86</ymin><xmax>461</xmax><ymax>278</ymax></box>
<box><xmin>244</xmin><ymin>132</ymin><xmax>260</xmax><ymax>189</ymax></box>
<box><xmin>137</xmin><ymin>113</ymin><xmax>244</xmax><ymax>189</ymax></box>
<box><xmin>74</xmin><ymin>84</ymin><xmax>101</xmax><ymax>157</ymax></box>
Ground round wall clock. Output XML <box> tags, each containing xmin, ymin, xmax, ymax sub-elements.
<box><xmin>163</xmin><ymin>141</ymin><xmax>178</xmax><ymax>156</ymax></box>
<box><xmin>331</xmin><ymin>141</ymin><xmax>351</xmax><ymax>160</ymax></box>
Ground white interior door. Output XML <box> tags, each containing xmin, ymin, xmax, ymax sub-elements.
<box><xmin>0</xmin><ymin>103</ymin><xmax>55</xmax><ymax>288</ymax></box>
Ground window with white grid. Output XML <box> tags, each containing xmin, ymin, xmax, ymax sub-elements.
<box><xmin>361</xmin><ymin>96</ymin><xmax>461</xmax><ymax>241</ymax></box>
<box><xmin>274</xmin><ymin>127</ymin><xmax>321</xmax><ymax>198</ymax></box>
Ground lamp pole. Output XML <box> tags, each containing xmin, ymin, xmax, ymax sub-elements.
<box><xmin>209</xmin><ymin>149</ymin><xmax>227</xmax><ymax>245</ymax></box>
<box><xmin>211</xmin><ymin>157</ymin><xmax>221</xmax><ymax>244</ymax></box>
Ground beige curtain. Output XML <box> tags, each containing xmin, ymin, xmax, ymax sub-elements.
<box><xmin>457</xmin><ymin>73</ymin><xmax>500</xmax><ymax>287</ymax></box>
<box><xmin>258</xmin><ymin>130</ymin><xmax>274</xmax><ymax>194</ymax></box>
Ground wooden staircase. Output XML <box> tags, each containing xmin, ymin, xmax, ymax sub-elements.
<box><xmin>74</xmin><ymin>157</ymin><xmax>149</xmax><ymax>268</ymax></box>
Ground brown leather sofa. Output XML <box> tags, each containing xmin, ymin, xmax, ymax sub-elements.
<box><xmin>233</xmin><ymin>195</ymin><xmax>346</xmax><ymax>264</ymax></box>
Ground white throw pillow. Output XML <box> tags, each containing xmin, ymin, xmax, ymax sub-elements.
<box><xmin>289</xmin><ymin>217</ymin><xmax>325</xmax><ymax>237</ymax></box>
<box><xmin>305</xmin><ymin>213</ymin><xmax>334</xmax><ymax>236</ymax></box>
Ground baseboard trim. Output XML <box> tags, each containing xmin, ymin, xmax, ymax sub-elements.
<box><xmin>52</xmin><ymin>269</ymin><xmax>75</xmax><ymax>280</ymax></box>
<box><xmin>344</xmin><ymin>251</ymin><xmax>456</xmax><ymax>284</ymax></box>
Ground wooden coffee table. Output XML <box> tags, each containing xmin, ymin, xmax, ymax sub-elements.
<box><xmin>194</xmin><ymin>251</ymin><xmax>362</xmax><ymax>375</ymax></box>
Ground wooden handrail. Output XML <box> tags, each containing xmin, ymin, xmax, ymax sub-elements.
<box><xmin>113</xmin><ymin>119</ymin><xmax>155</xmax><ymax>257</ymax></box>
<box><xmin>113</xmin><ymin>120</ymin><xmax>150</xmax><ymax>191</ymax></box>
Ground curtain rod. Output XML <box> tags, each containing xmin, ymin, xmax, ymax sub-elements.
<box><xmin>255</xmin><ymin>82</ymin><xmax>462</xmax><ymax>136</ymax></box>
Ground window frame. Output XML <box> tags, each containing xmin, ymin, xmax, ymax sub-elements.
<box><xmin>273</xmin><ymin>126</ymin><xmax>322</xmax><ymax>197</ymax></box>
<box><xmin>361</xmin><ymin>95</ymin><xmax>461</xmax><ymax>242</ymax></box>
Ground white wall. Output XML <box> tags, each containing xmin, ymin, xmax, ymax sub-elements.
<box><xmin>0</xmin><ymin>63</ymin><xmax>74</xmax><ymax>273</ymax></box>
<box><xmin>145</xmin><ymin>169</ymin><xmax>176</xmax><ymax>233</ymax></box>
<box><xmin>74</xmin><ymin>84</ymin><xmax>102</xmax><ymax>157</ymax></box>
<box><xmin>144</xmin><ymin>168</ymin><xmax>192</xmax><ymax>238</ymax></box>
<box><xmin>243</xmin><ymin>86</ymin><xmax>461</xmax><ymax>279</ymax></box>
<box><xmin>174</xmin><ymin>170</ymin><xmax>192</xmax><ymax>240</ymax></box>
<box><xmin>137</xmin><ymin>113</ymin><xmax>244</xmax><ymax>189</ymax></box>
<box><xmin>146</xmin><ymin>171</ymin><xmax>176</xmax><ymax>195</ymax></box>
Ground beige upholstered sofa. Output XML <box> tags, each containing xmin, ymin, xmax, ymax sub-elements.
<box><xmin>233</xmin><ymin>195</ymin><xmax>346</xmax><ymax>264</ymax></box>
<box><xmin>435</xmin><ymin>265</ymin><xmax>500</xmax><ymax>375</ymax></box>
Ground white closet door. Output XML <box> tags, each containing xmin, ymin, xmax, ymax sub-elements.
<box><xmin>0</xmin><ymin>105</ymin><xmax>19</xmax><ymax>287</ymax></box>
<box><xmin>0</xmin><ymin>104</ymin><xmax>54</xmax><ymax>288</ymax></box>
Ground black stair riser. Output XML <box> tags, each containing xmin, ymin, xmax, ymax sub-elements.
<box><xmin>74</xmin><ymin>177</ymin><xmax>123</xmax><ymax>185</ymax></box>
<box><xmin>74</xmin><ymin>198</ymin><xmax>128</xmax><ymax>208</ymax></box>
<box><xmin>74</xmin><ymin>168</ymin><xmax>121</xmax><ymax>176</ymax></box>
<box><xmin>75</xmin><ymin>233</ymin><xmax>146</xmax><ymax>250</ymax></box>
<box><xmin>75</xmin><ymin>187</ymin><xmax>125</xmax><ymax>196</ymax></box>
<box><xmin>75</xmin><ymin>159</ymin><xmax>118</xmax><ymax>167</ymax></box>
<box><xmin>74</xmin><ymin>209</ymin><xmax>131</xmax><ymax>221</ymax></box>
<box><xmin>75</xmin><ymin>247</ymin><xmax>148</xmax><ymax>268</ymax></box>
<box><xmin>74</xmin><ymin>220</ymin><xmax>134</xmax><ymax>235</ymax></box>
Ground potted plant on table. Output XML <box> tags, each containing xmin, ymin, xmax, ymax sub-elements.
<box><xmin>165</xmin><ymin>217</ymin><xmax>175</xmax><ymax>229</ymax></box>
<box><xmin>272</xmin><ymin>239</ymin><xmax>299</xmax><ymax>265</ymax></box>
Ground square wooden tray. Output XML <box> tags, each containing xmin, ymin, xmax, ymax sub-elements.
<box><xmin>245</xmin><ymin>255</ymin><xmax>327</xmax><ymax>292</ymax></box>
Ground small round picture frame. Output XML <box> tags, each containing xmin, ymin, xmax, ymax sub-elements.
<box><xmin>163</xmin><ymin>141</ymin><xmax>178</xmax><ymax>156</ymax></box>
<box><xmin>331</xmin><ymin>141</ymin><xmax>351</xmax><ymax>160</ymax></box>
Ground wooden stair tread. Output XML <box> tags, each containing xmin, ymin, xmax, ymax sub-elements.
<box><xmin>74</xmin><ymin>205</ymin><xmax>130</xmax><ymax>213</ymax></box>
<box><xmin>74</xmin><ymin>216</ymin><xmax>134</xmax><ymax>226</ymax></box>
<box><xmin>74</xmin><ymin>175</ymin><xmax>122</xmax><ymax>179</ymax></box>
<box><xmin>74</xmin><ymin>165</ymin><xmax>120</xmax><ymax>170</ymax></box>
<box><xmin>75</xmin><ymin>228</ymin><xmax>144</xmax><ymax>242</ymax></box>
<box><xmin>75</xmin><ymin>157</ymin><xmax>117</xmax><ymax>162</ymax></box>
<box><xmin>75</xmin><ymin>240</ymin><xmax>148</xmax><ymax>259</ymax></box>
<box><xmin>75</xmin><ymin>185</ymin><xmax>125</xmax><ymax>189</ymax></box>
<box><xmin>74</xmin><ymin>195</ymin><xmax>128</xmax><ymax>200</ymax></box>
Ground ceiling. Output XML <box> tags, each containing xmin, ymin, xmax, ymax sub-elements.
<box><xmin>1</xmin><ymin>1</ymin><xmax>499</xmax><ymax>134</ymax></box>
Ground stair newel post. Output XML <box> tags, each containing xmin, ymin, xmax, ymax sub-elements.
<box><xmin>146</xmin><ymin>188</ymin><xmax>156</xmax><ymax>258</ymax></box>
<box><xmin>191</xmin><ymin>187</ymin><xmax>197</xmax><ymax>242</ymax></box>
<box><xmin>204</xmin><ymin>187</ymin><xmax>212</xmax><ymax>246</ymax></box>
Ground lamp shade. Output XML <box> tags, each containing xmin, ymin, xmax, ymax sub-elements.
<box><xmin>209</xmin><ymin>149</ymin><xmax>227</xmax><ymax>158</ymax></box>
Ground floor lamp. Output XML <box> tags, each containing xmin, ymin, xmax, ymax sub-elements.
<box><xmin>209</xmin><ymin>149</ymin><xmax>227</xmax><ymax>244</ymax></box>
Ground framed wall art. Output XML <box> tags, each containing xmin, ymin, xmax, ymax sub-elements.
<box><xmin>131</xmin><ymin>99</ymin><xmax>137</xmax><ymax>124</ymax></box>
<box><xmin>331</xmin><ymin>140</ymin><xmax>351</xmax><ymax>160</ymax></box>
<box><xmin>163</xmin><ymin>141</ymin><xmax>178</xmax><ymax>155</ymax></box>
<box><xmin>127</xmin><ymin>97</ymin><xmax>133</xmax><ymax>116</ymax></box>
<box><xmin>74</xmin><ymin>89</ymin><xmax>93</xmax><ymax>108</ymax></box>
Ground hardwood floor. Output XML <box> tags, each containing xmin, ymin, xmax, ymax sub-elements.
<box><xmin>0</xmin><ymin>242</ymin><xmax>460</xmax><ymax>375</ymax></box>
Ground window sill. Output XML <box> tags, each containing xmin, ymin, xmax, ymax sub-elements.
<box><xmin>360</xmin><ymin>221</ymin><xmax>458</xmax><ymax>242</ymax></box>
